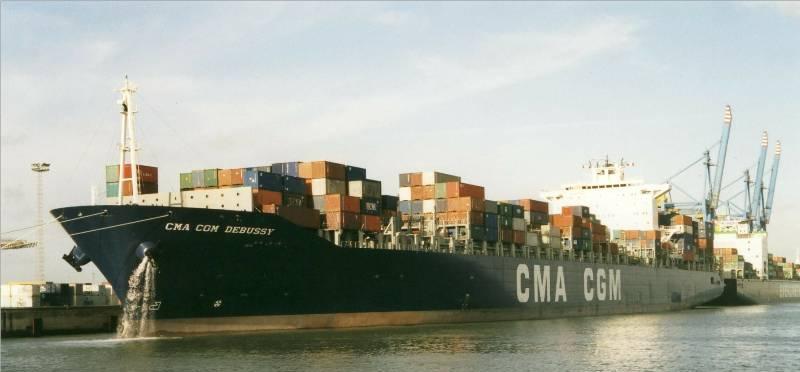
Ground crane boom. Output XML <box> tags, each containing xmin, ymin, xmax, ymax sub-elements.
<box><xmin>764</xmin><ymin>140</ymin><xmax>781</xmax><ymax>224</ymax></box>
<box><xmin>710</xmin><ymin>105</ymin><xmax>733</xmax><ymax>214</ymax></box>
<box><xmin>751</xmin><ymin>131</ymin><xmax>769</xmax><ymax>230</ymax></box>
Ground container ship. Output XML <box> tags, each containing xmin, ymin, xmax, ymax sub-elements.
<box><xmin>54</xmin><ymin>78</ymin><xmax>724</xmax><ymax>335</ymax></box>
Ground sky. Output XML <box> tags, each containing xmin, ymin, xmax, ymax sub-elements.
<box><xmin>1</xmin><ymin>2</ymin><xmax>798</xmax><ymax>283</ymax></box>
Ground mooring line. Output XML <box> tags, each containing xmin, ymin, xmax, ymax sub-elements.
<box><xmin>70</xmin><ymin>213</ymin><xmax>171</xmax><ymax>236</ymax></box>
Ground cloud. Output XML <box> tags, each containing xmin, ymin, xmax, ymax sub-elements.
<box><xmin>742</xmin><ymin>2</ymin><xmax>800</xmax><ymax>18</ymax></box>
<box><xmin>301</xmin><ymin>18</ymin><xmax>640</xmax><ymax>139</ymax></box>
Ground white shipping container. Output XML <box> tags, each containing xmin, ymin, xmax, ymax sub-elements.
<box><xmin>311</xmin><ymin>178</ymin><xmax>346</xmax><ymax>196</ymax></box>
<box><xmin>181</xmin><ymin>186</ymin><xmax>254</xmax><ymax>211</ymax></box>
<box><xmin>399</xmin><ymin>187</ymin><xmax>412</xmax><ymax>201</ymax></box>
<box><xmin>422</xmin><ymin>171</ymin><xmax>460</xmax><ymax>186</ymax></box>
<box><xmin>348</xmin><ymin>180</ymin><xmax>381</xmax><ymax>198</ymax></box>
<box><xmin>512</xmin><ymin>218</ymin><xmax>526</xmax><ymax>231</ymax></box>
<box><xmin>526</xmin><ymin>232</ymin><xmax>539</xmax><ymax>247</ymax></box>
<box><xmin>423</xmin><ymin>199</ymin><xmax>436</xmax><ymax>213</ymax></box>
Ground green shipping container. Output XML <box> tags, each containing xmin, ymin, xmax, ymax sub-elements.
<box><xmin>106</xmin><ymin>182</ymin><xmax>119</xmax><ymax>197</ymax></box>
<box><xmin>497</xmin><ymin>203</ymin><xmax>513</xmax><ymax>217</ymax></box>
<box><xmin>203</xmin><ymin>169</ymin><xmax>219</xmax><ymax>187</ymax></box>
<box><xmin>179</xmin><ymin>173</ymin><xmax>193</xmax><ymax>190</ymax></box>
<box><xmin>106</xmin><ymin>165</ymin><xmax>119</xmax><ymax>183</ymax></box>
<box><xmin>499</xmin><ymin>215</ymin><xmax>513</xmax><ymax>229</ymax></box>
<box><xmin>434</xmin><ymin>183</ymin><xmax>448</xmax><ymax>199</ymax></box>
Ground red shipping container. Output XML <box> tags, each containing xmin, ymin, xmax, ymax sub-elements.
<box><xmin>253</xmin><ymin>190</ymin><xmax>282</xmax><ymax>206</ymax></box>
<box><xmin>361</xmin><ymin>215</ymin><xmax>382</xmax><ymax>232</ymax></box>
<box><xmin>518</xmin><ymin>199</ymin><xmax>549</xmax><ymax>213</ymax></box>
<box><xmin>551</xmin><ymin>215</ymin><xmax>581</xmax><ymax>228</ymax></box>
<box><xmin>122</xmin><ymin>164</ymin><xmax>159</xmax><ymax>184</ymax></box>
<box><xmin>324</xmin><ymin>194</ymin><xmax>360</xmax><ymax>213</ymax></box>
<box><xmin>447</xmin><ymin>197</ymin><xmax>485</xmax><ymax>212</ymax></box>
<box><xmin>513</xmin><ymin>230</ymin><xmax>526</xmax><ymax>245</ymax></box>
<box><xmin>500</xmin><ymin>229</ymin><xmax>513</xmax><ymax>243</ymax></box>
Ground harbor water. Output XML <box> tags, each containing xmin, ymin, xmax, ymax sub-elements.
<box><xmin>3</xmin><ymin>304</ymin><xmax>799</xmax><ymax>372</ymax></box>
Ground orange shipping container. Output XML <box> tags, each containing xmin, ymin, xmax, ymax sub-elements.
<box><xmin>550</xmin><ymin>215</ymin><xmax>581</xmax><ymax>228</ymax></box>
<box><xmin>411</xmin><ymin>186</ymin><xmax>424</xmax><ymax>200</ymax></box>
<box><xmin>444</xmin><ymin>182</ymin><xmax>485</xmax><ymax>199</ymax></box>
<box><xmin>304</xmin><ymin>179</ymin><xmax>313</xmax><ymax>195</ymax></box>
<box><xmin>310</xmin><ymin>161</ymin><xmax>346</xmax><ymax>180</ymax></box>
<box><xmin>253</xmin><ymin>190</ymin><xmax>282</xmax><ymax>206</ymax></box>
<box><xmin>324</xmin><ymin>194</ymin><xmax>360</xmax><ymax>213</ymax></box>
<box><xmin>624</xmin><ymin>230</ymin><xmax>640</xmax><ymax>240</ymax></box>
<box><xmin>410</xmin><ymin>173</ymin><xmax>423</xmax><ymax>186</ymax></box>
<box><xmin>218</xmin><ymin>169</ymin><xmax>232</xmax><ymax>187</ymax></box>
<box><xmin>298</xmin><ymin>162</ymin><xmax>313</xmax><ymax>179</ymax></box>
<box><xmin>361</xmin><ymin>215</ymin><xmax>382</xmax><ymax>232</ymax></box>
<box><xmin>447</xmin><ymin>197</ymin><xmax>485</xmax><ymax>212</ymax></box>
<box><xmin>445</xmin><ymin>211</ymin><xmax>484</xmax><ymax>225</ymax></box>
<box><xmin>423</xmin><ymin>185</ymin><xmax>435</xmax><ymax>200</ymax></box>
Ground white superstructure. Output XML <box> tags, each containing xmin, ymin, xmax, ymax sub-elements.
<box><xmin>714</xmin><ymin>216</ymin><xmax>769</xmax><ymax>279</ymax></box>
<box><xmin>540</xmin><ymin>160</ymin><xmax>670</xmax><ymax>231</ymax></box>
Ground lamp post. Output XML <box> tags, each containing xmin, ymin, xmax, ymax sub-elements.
<box><xmin>31</xmin><ymin>162</ymin><xmax>50</xmax><ymax>282</ymax></box>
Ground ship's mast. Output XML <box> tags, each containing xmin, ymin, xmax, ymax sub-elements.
<box><xmin>117</xmin><ymin>76</ymin><xmax>140</xmax><ymax>204</ymax></box>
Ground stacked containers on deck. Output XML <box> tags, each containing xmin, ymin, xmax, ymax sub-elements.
<box><xmin>713</xmin><ymin>248</ymin><xmax>742</xmax><ymax>276</ymax></box>
<box><xmin>496</xmin><ymin>202</ymin><xmax>525</xmax><ymax>244</ymax></box>
<box><xmin>657</xmin><ymin>213</ymin><xmax>699</xmax><ymax>261</ymax></box>
<box><xmin>484</xmin><ymin>200</ymin><xmax>498</xmax><ymax>243</ymax></box>
<box><xmin>105</xmin><ymin>164</ymin><xmax>159</xmax><ymax>197</ymax></box>
<box><xmin>611</xmin><ymin>229</ymin><xmax>661</xmax><ymax>260</ymax></box>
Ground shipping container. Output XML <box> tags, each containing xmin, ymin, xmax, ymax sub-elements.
<box><xmin>120</xmin><ymin>164</ymin><xmax>159</xmax><ymax>184</ymax></box>
<box><xmin>526</xmin><ymin>232</ymin><xmax>538</xmax><ymax>246</ymax></box>
<box><xmin>411</xmin><ymin>200</ymin><xmax>423</xmax><ymax>214</ymax></box>
<box><xmin>325</xmin><ymin>194</ymin><xmax>360</xmax><ymax>213</ymax></box>
<box><xmin>312</xmin><ymin>195</ymin><xmax>327</xmax><ymax>213</ymax></box>
<box><xmin>398</xmin><ymin>187</ymin><xmax>412</xmax><ymax>201</ymax></box>
<box><xmin>448</xmin><ymin>197</ymin><xmax>485</xmax><ymax>212</ymax></box>
<box><xmin>106</xmin><ymin>182</ymin><xmax>119</xmax><ymax>197</ymax></box>
<box><xmin>441</xmin><ymin>211</ymin><xmax>484</xmax><ymax>225</ymax></box>
<box><xmin>282</xmin><ymin>175</ymin><xmax>306</xmax><ymax>195</ymax></box>
<box><xmin>512</xmin><ymin>218</ymin><xmax>526</xmax><ymax>231</ymax></box>
<box><xmin>271</xmin><ymin>162</ymin><xmax>300</xmax><ymax>177</ymax></box>
<box><xmin>298</xmin><ymin>162</ymin><xmax>313</xmax><ymax>179</ymax></box>
<box><xmin>348</xmin><ymin>179</ymin><xmax>381</xmax><ymax>198</ymax></box>
<box><xmin>283</xmin><ymin>193</ymin><xmax>307</xmax><ymax>208</ymax></box>
<box><xmin>243</xmin><ymin>170</ymin><xmax>282</xmax><ymax>191</ymax></box>
<box><xmin>361</xmin><ymin>215</ymin><xmax>381</xmax><ymax>232</ymax></box>
<box><xmin>325</xmin><ymin>211</ymin><xmax>360</xmax><ymax>230</ymax></box>
<box><xmin>511</xmin><ymin>205</ymin><xmax>524</xmax><ymax>219</ymax></box>
<box><xmin>253</xmin><ymin>190</ymin><xmax>283</xmax><ymax>206</ymax></box>
<box><xmin>517</xmin><ymin>199</ymin><xmax>549</xmax><ymax>214</ymax></box>
<box><xmin>311</xmin><ymin>178</ymin><xmax>347</xmax><ymax>196</ymax></box>
<box><xmin>244</xmin><ymin>165</ymin><xmax>272</xmax><ymax>173</ymax></box>
<box><xmin>398</xmin><ymin>200</ymin><xmax>411</xmax><ymax>214</ymax></box>
<box><xmin>484</xmin><ymin>213</ymin><xmax>499</xmax><ymax>229</ymax></box>
<box><xmin>423</xmin><ymin>199</ymin><xmax>436</xmax><ymax>214</ymax></box>
<box><xmin>562</xmin><ymin>206</ymin><xmax>590</xmax><ymax>217</ymax></box>
<box><xmin>179</xmin><ymin>173</ymin><xmax>193</xmax><ymax>190</ymax></box>
<box><xmin>192</xmin><ymin>170</ymin><xmax>205</xmax><ymax>188</ymax></box>
<box><xmin>410</xmin><ymin>186</ymin><xmax>424</xmax><ymax>200</ymax></box>
<box><xmin>106</xmin><ymin>165</ymin><xmax>119</xmax><ymax>183</ymax></box>
<box><xmin>500</xmin><ymin>229</ymin><xmax>513</xmax><ymax>243</ymax></box>
<box><xmin>421</xmin><ymin>171</ymin><xmax>460</xmax><ymax>185</ymax></box>
<box><xmin>381</xmin><ymin>195</ymin><xmax>399</xmax><ymax>211</ymax></box>
<box><xmin>203</xmin><ymin>169</ymin><xmax>220</xmax><ymax>188</ymax></box>
<box><xmin>345</xmin><ymin>165</ymin><xmax>367</xmax><ymax>181</ymax></box>
<box><xmin>360</xmin><ymin>197</ymin><xmax>382</xmax><ymax>215</ymax></box>
<box><xmin>422</xmin><ymin>185</ymin><xmax>435</xmax><ymax>200</ymax></box>
<box><xmin>499</xmin><ymin>215</ymin><xmax>513</xmax><ymax>229</ymax></box>
<box><xmin>445</xmin><ymin>182</ymin><xmax>485</xmax><ymax>199</ymax></box>
<box><xmin>484</xmin><ymin>200</ymin><xmax>498</xmax><ymax>214</ymax></box>
<box><xmin>434</xmin><ymin>183</ymin><xmax>448</xmax><ymax>199</ymax></box>
<box><xmin>497</xmin><ymin>203</ymin><xmax>513</xmax><ymax>217</ymax></box>
<box><xmin>524</xmin><ymin>211</ymin><xmax>548</xmax><ymax>226</ymax></box>
<box><xmin>262</xmin><ymin>204</ymin><xmax>320</xmax><ymax>229</ymax></box>
<box><xmin>485</xmin><ymin>227</ymin><xmax>499</xmax><ymax>242</ymax></box>
<box><xmin>181</xmin><ymin>186</ymin><xmax>254</xmax><ymax>211</ymax></box>
<box><xmin>435</xmin><ymin>199</ymin><xmax>448</xmax><ymax>213</ymax></box>
<box><xmin>218</xmin><ymin>169</ymin><xmax>233</xmax><ymax>187</ymax></box>
<box><xmin>469</xmin><ymin>225</ymin><xmax>485</xmax><ymax>241</ymax></box>
<box><xmin>550</xmin><ymin>214</ymin><xmax>581</xmax><ymax>228</ymax></box>
<box><xmin>309</xmin><ymin>161</ymin><xmax>345</xmax><ymax>180</ymax></box>
<box><xmin>513</xmin><ymin>230</ymin><xmax>526</xmax><ymax>245</ymax></box>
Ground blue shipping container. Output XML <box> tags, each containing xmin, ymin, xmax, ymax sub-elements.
<box><xmin>282</xmin><ymin>175</ymin><xmax>306</xmax><ymax>194</ymax></box>
<box><xmin>243</xmin><ymin>170</ymin><xmax>282</xmax><ymax>191</ymax></box>
<box><xmin>271</xmin><ymin>162</ymin><xmax>299</xmax><ymax>177</ymax></box>
<box><xmin>484</xmin><ymin>213</ymin><xmax>499</xmax><ymax>229</ymax></box>
<box><xmin>361</xmin><ymin>197</ymin><xmax>382</xmax><ymax>216</ymax></box>
<box><xmin>398</xmin><ymin>200</ymin><xmax>411</xmax><ymax>214</ymax></box>
<box><xmin>345</xmin><ymin>166</ymin><xmax>367</xmax><ymax>181</ymax></box>
<box><xmin>485</xmin><ymin>227</ymin><xmax>499</xmax><ymax>242</ymax></box>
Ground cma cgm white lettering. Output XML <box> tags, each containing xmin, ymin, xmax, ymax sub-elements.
<box><xmin>583</xmin><ymin>268</ymin><xmax>622</xmax><ymax>301</ymax></box>
<box><xmin>516</xmin><ymin>264</ymin><xmax>567</xmax><ymax>303</ymax></box>
<box><xmin>164</xmin><ymin>223</ymin><xmax>275</xmax><ymax>236</ymax></box>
